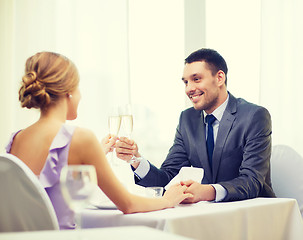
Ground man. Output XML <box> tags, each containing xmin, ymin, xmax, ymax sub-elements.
<box><xmin>116</xmin><ymin>48</ymin><xmax>275</xmax><ymax>202</ymax></box>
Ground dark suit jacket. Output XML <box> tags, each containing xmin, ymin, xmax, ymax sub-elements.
<box><xmin>136</xmin><ymin>93</ymin><xmax>276</xmax><ymax>201</ymax></box>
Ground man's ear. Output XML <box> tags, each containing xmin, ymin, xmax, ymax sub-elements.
<box><xmin>217</xmin><ymin>70</ymin><xmax>226</xmax><ymax>86</ymax></box>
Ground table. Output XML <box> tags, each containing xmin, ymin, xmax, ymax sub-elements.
<box><xmin>0</xmin><ymin>226</ymin><xmax>192</xmax><ymax>240</ymax></box>
<box><xmin>82</xmin><ymin>198</ymin><xmax>303</xmax><ymax>240</ymax></box>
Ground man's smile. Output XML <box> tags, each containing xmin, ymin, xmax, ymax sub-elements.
<box><xmin>189</xmin><ymin>91</ymin><xmax>204</xmax><ymax>102</ymax></box>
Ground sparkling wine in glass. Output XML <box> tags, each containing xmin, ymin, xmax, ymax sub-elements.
<box><xmin>108</xmin><ymin>115</ymin><xmax>121</xmax><ymax>136</ymax></box>
<box><xmin>121</xmin><ymin>114</ymin><xmax>133</xmax><ymax>138</ymax></box>
<box><xmin>120</xmin><ymin>104</ymin><xmax>141</xmax><ymax>164</ymax></box>
<box><xmin>108</xmin><ymin>108</ymin><xmax>121</xmax><ymax>166</ymax></box>
<box><xmin>60</xmin><ymin>165</ymin><xmax>97</xmax><ymax>229</ymax></box>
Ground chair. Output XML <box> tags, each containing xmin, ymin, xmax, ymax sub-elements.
<box><xmin>0</xmin><ymin>153</ymin><xmax>59</xmax><ymax>232</ymax></box>
<box><xmin>271</xmin><ymin>145</ymin><xmax>303</xmax><ymax>218</ymax></box>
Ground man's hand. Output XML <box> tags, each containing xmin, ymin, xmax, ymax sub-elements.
<box><xmin>180</xmin><ymin>180</ymin><xmax>216</xmax><ymax>203</ymax></box>
<box><xmin>115</xmin><ymin>137</ymin><xmax>141</xmax><ymax>168</ymax></box>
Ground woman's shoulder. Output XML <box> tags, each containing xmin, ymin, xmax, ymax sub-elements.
<box><xmin>73</xmin><ymin>126</ymin><xmax>97</xmax><ymax>140</ymax></box>
<box><xmin>71</xmin><ymin>126</ymin><xmax>100</xmax><ymax>149</ymax></box>
<box><xmin>68</xmin><ymin>126</ymin><xmax>101</xmax><ymax>164</ymax></box>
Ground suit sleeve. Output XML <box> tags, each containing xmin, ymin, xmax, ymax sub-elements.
<box><xmin>219</xmin><ymin>107</ymin><xmax>273</xmax><ymax>201</ymax></box>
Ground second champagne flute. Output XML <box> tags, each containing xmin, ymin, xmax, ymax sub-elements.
<box><xmin>120</xmin><ymin>104</ymin><xmax>141</xmax><ymax>164</ymax></box>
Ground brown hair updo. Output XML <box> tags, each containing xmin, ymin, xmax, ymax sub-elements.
<box><xmin>19</xmin><ymin>52</ymin><xmax>79</xmax><ymax>110</ymax></box>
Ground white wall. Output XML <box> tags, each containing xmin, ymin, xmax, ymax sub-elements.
<box><xmin>260</xmin><ymin>0</ymin><xmax>303</xmax><ymax>155</ymax></box>
<box><xmin>205</xmin><ymin>0</ymin><xmax>261</xmax><ymax>104</ymax></box>
<box><xmin>0</xmin><ymin>0</ymin><xmax>15</xmax><ymax>151</ymax></box>
<box><xmin>128</xmin><ymin>0</ymin><xmax>185</xmax><ymax>166</ymax></box>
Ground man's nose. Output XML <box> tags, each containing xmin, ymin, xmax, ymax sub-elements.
<box><xmin>186</xmin><ymin>81</ymin><xmax>196</xmax><ymax>93</ymax></box>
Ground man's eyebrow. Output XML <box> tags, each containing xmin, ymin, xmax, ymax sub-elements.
<box><xmin>191</xmin><ymin>73</ymin><xmax>198</xmax><ymax>78</ymax></box>
<box><xmin>182</xmin><ymin>73</ymin><xmax>199</xmax><ymax>81</ymax></box>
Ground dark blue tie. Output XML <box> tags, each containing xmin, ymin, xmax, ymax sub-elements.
<box><xmin>206</xmin><ymin>114</ymin><xmax>216</xmax><ymax>168</ymax></box>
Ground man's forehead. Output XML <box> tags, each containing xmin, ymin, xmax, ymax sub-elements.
<box><xmin>184</xmin><ymin>61</ymin><xmax>208</xmax><ymax>68</ymax></box>
<box><xmin>182</xmin><ymin>61</ymin><xmax>209</xmax><ymax>78</ymax></box>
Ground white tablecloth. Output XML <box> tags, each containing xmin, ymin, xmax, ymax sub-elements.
<box><xmin>0</xmin><ymin>226</ymin><xmax>192</xmax><ymax>240</ymax></box>
<box><xmin>82</xmin><ymin>198</ymin><xmax>303</xmax><ymax>240</ymax></box>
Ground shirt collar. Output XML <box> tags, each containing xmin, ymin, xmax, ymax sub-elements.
<box><xmin>203</xmin><ymin>94</ymin><xmax>229</xmax><ymax>123</ymax></box>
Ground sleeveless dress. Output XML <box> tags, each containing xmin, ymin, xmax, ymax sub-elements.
<box><xmin>5</xmin><ymin>124</ymin><xmax>77</xmax><ymax>229</ymax></box>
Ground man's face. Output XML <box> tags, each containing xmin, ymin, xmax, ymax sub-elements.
<box><xmin>182</xmin><ymin>61</ymin><xmax>221</xmax><ymax>113</ymax></box>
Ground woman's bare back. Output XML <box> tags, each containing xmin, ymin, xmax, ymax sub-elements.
<box><xmin>10</xmin><ymin>121</ymin><xmax>63</xmax><ymax>175</ymax></box>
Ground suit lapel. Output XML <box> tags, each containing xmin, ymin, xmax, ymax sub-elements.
<box><xmin>212</xmin><ymin>93</ymin><xmax>237</xmax><ymax>182</ymax></box>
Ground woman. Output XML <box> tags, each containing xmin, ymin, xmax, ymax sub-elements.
<box><xmin>5</xmin><ymin>52</ymin><xmax>191</xmax><ymax>229</ymax></box>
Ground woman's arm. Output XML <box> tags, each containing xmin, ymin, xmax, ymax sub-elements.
<box><xmin>69</xmin><ymin>127</ymin><xmax>191</xmax><ymax>213</ymax></box>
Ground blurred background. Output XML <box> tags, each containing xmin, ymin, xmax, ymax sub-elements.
<box><xmin>1</xmin><ymin>0</ymin><xmax>303</xmax><ymax>173</ymax></box>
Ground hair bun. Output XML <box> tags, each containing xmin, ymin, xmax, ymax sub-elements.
<box><xmin>23</xmin><ymin>71</ymin><xmax>37</xmax><ymax>87</ymax></box>
<box><xmin>19</xmin><ymin>72</ymin><xmax>51</xmax><ymax>109</ymax></box>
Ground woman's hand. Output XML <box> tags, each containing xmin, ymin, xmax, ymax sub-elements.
<box><xmin>101</xmin><ymin>134</ymin><xmax>118</xmax><ymax>154</ymax></box>
<box><xmin>180</xmin><ymin>180</ymin><xmax>216</xmax><ymax>203</ymax></box>
<box><xmin>162</xmin><ymin>184</ymin><xmax>193</xmax><ymax>207</ymax></box>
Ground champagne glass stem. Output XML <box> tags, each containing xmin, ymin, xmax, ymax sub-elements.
<box><xmin>109</xmin><ymin>150</ymin><xmax>118</xmax><ymax>166</ymax></box>
<box><xmin>75</xmin><ymin>210</ymin><xmax>90</xmax><ymax>240</ymax></box>
<box><xmin>74</xmin><ymin>210</ymin><xmax>86</xmax><ymax>240</ymax></box>
<box><xmin>75</xmin><ymin>210</ymin><xmax>82</xmax><ymax>229</ymax></box>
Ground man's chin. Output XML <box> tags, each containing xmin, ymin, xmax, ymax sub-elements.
<box><xmin>192</xmin><ymin>103</ymin><xmax>203</xmax><ymax>111</ymax></box>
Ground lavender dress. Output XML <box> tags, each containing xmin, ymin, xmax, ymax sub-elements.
<box><xmin>6</xmin><ymin>124</ymin><xmax>77</xmax><ymax>229</ymax></box>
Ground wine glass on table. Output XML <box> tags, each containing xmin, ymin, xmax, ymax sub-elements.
<box><xmin>60</xmin><ymin>165</ymin><xmax>97</xmax><ymax>230</ymax></box>
<box><xmin>120</xmin><ymin>104</ymin><xmax>143</xmax><ymax>164</ymax></box>
<box><xmin>108</xmin><ymin>108</ymin><xmax>121</xmax><ymax>166</ymax></box>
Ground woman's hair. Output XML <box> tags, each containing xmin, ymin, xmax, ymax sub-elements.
<box><xmin>19</xmin><ymin>52</ymin><xmax>79</xmax><ymax>110</ymax></box>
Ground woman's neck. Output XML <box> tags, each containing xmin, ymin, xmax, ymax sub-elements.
<box><xmin>39</xmin><ymin>100</ymin><xmax>67</xmax><ymax>124</ymax></box>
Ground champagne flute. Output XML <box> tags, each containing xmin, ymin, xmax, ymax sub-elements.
<box><xmin>60</xmin><ymin>165</ymin><xmax>97</xmax><ymax>230</ymax></box>
<box><xmin>108</xmin><ymin>108</ymin><xmax>121</xmax><ymax>166</ymax></box>
<box><xmin>108</xmin><ymin>115</ymin><xmax>122</xmax><ymax>136</ymax></box>
<box><xmin>120</xmin><ymin>104</ymin><xmax>142</xmax><ymax>164</ymax></box>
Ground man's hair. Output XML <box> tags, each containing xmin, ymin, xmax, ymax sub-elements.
<box><xmin>185</xmin><ymin>48</ymin><xmax>228</xmax><ymax>84</ymax></box>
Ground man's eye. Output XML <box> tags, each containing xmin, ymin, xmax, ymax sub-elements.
<box><xmin>194</xmin><ymin>78</ymin><xmax>200</xmax><ymax>81</ymax></box>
